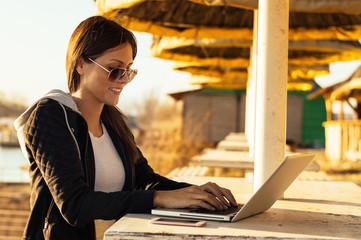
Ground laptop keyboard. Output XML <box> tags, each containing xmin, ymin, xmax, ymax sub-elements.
<box><xmin>190</xmin><ymin>204</ymin><xmax>243</xmax><ymax>216</ymax></box>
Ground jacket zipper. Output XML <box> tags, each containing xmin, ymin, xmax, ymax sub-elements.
<box><xmin>44</xmin><ymin>104</ymin><xmax>84</xmax><ymax>230</ymax></box>
<box><xmin>43</xmin><ymin>200</ymin><xmax>54</xmax><ymax>230</ymax></box>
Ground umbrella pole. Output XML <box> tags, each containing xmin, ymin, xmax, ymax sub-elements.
<box><xmin>245</xmin><ymin>9</ymin><xmax>259</xmax><ymax>160</ymax></box>
<box><xmin>254</xmin><ymin>0</ymin><xmax>289</xmax><ymax>192</ymax></box>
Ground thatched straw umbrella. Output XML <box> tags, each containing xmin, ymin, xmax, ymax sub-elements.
<box><xmin>94</xmin><ymin>0</ymin><xmax>361</xmax><ymax>89</ymax></box>
<box><xmin>150</xmin><ymin>37</ymin><xmax>361</xmax><ymax>68</ymax></box>
<box><xmin>96</xmin><ymin>0</ymin><xmax>361</xmax><ymax>40</ymax></box>
<box><xmin>175</xmin><ymin>65</ymin><xmax>248</xmax><ymax>80</ymax></box>
<box><xmin>97</xmin><ymin>0</ymin><xmax>361</xmax><ymax>14</ymax></box>
<box><xmin>150</xmin><ymin>37</ymin><xmax>361</xmax><ymax>89</ymax></box>
<box><xmin>189</xmin><ymin>74</ymin><xmax>315</xmax><ymax>91</ymax></box>
<box><xmin>173</xmin><ymin>63</ymin><xmax>328</xmax><ymax>83</ymax></box>
<box><xmin>189</xmin><ymin>75</ymin><xmax>248</xmax><ymax>89</ymax></box>
<box><xmin>190</xmin><ymin>0</ymin><xmax>361</xmax><ymax>14</ymax></box>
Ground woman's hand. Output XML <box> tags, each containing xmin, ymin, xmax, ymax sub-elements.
<box><xmin>153</xmin><ymin>182</ymin><xmax>237</xmax><ymax>211</ymax></box>
<box><xmin>199</xmin><ymin>182</ymin><xmax>237</xmax><ymax>208</ymax></box>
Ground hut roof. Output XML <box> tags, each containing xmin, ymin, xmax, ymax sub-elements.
<box><xmin>308</xmin><ymin>65</ymin><xmax>361</xmax><ymax>101</ymax></box>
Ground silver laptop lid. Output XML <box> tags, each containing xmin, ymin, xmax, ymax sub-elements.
<box><xmin>232</xmin><ymin>153</ymin><xmax>315</xmax><ymax>222</ymax></box>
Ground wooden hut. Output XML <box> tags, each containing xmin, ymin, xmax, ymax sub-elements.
<box><xmin>308</xmin><ymin>65</ymin><xmax>361</xmax><ymax>169</ymax></box>
<box><xmin>170</xmin><ymin>87</ymin><xmax>326</xmax><ymax>148</ymax></box>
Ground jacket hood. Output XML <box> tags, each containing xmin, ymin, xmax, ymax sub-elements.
<box><xmin>14</xmin><ymin>89</ymin><xmax>79</xmax><ymax>157</ymax></box>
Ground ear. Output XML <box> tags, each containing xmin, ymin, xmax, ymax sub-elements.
<box><xmin>76</xmin><ymin>57</ymin><xmax>85</xmax><ymax>75</ymax></box>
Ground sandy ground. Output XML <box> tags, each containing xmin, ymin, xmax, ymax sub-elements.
<box><xmin>0</xmin><ymin>183</ymin><xmax>30</xmax><ymax>194</ymax></box>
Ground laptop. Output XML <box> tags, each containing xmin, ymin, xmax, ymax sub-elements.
<box><xmin>151</xmin><ymin>153</ymin><xmax>315</xmax><ymax>222</ymax></box>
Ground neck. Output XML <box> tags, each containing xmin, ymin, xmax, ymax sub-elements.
<box><xmin>71</xmin><ymin>93</ymin><xmax>104</xmax><ymax>137</ymax></box>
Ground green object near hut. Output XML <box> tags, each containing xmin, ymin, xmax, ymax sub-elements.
<box><xmin>288</xmin><ymin>90</ymin><xmax>326</xmax><ymax>149</ymax></box>
<box><xmin>190</xmin><ymin>88</ymin><xmax>326</xmax><ymax>148</ymax></box>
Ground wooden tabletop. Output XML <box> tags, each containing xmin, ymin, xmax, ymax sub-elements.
<box><xmin>105</xmin><ymin>177</ymin><xmax>361</xmax><ymax>240</ymax></box>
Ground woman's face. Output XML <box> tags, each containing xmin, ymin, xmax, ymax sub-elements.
<box><xmin>76</xmin><ymin>42</ymin><xmax>134</xmax><ymax>106</ymax></box>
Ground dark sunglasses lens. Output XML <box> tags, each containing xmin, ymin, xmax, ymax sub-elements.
<box><xmin>109</xmin><ymin>69</ymin><xmax>126</xmax><ymax>81</ymax></box>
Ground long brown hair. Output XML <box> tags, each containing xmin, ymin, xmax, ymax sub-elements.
<box><xmin>66</xmin><ymin>16</ymin><xmax>139</xmax><ymax>163</ymax></box>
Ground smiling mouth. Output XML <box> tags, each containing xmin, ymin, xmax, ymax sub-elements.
<box><xmin>109</xmin><ymin>87</ymin><xmax>121</xmax><ymax>93</ymax></box>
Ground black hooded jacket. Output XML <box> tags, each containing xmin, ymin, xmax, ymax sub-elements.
<box><xmin>14</xmin><ymin>90</ymin><xmax>190</xmax><ymax>240</ymax></box>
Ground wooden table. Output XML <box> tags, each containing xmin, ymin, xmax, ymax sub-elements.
<box><xmin>191</xmin><ymin>149</ymin><xmax>320</xmax><ymax>172</ymax></box>
<box><xmin>224</xmin><ymin>132</ymin><xmax>247</xmax><ymax>142</ymax></box>
<box><xmin>216</xmin><ymin>140</ymin><xmax>249</xmax><ymax>151</ymax></box>
<box><xmin>105</xmin><ymin>177</ymin><xmax>361</xmax><ymax>240</ymax></box>
<box><xmin>191</xmin><ymin>149</ymin><xmax>254</xmax><ymax>169</ymax></box>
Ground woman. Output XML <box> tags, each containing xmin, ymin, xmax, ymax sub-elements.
<box><xmin>14</xmin><ymin>16</ymin><xmax>237</xmax><ymax>240</ymax></box>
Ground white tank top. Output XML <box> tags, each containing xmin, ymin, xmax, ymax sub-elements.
<box><xmin>89</xmin><ymin>123</ymin><xmax>125</xmax><ymax>240</ymax></box>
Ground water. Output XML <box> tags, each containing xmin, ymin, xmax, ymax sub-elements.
<box><xmin>0</xmin><ymin>146</ymin><xmax>30</xmax><ymax>182</ymax></box>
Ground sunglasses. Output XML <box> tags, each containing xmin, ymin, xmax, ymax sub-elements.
<box><xmin>88</xmin><ymin>58</ymin><xmax>138</xmax><ymax>82</ymax></box>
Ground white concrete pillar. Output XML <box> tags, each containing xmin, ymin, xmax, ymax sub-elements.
<box><xmin>254</xmin><ymin>0</ymin><xmax>289</xmax><ymax>192</ymax></box>
<box><xmin>245</xmin><ymin>10</ymin><xmax>258</xmax><ymax>159</ymax></box>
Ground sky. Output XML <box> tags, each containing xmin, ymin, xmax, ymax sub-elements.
<box><xmin>1</xmin><ymin>0</ymin><xmax>361</xmax><ymax>115</ymax></box>
<box><xmin>0</xmin><ymin>0</ymin><xmax>194</xmax><ymax>115</ymax></box>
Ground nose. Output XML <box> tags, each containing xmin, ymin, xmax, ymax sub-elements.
<box><xmin>115</xmin><ymin>74</ymin><xmax>130</xmax><ymax>84</ymax></box>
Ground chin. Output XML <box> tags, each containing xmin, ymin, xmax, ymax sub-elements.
<box><xmin>105</xmin><ymin>97</ymin><xmax>120</xmax><ymax>106</ymax></box>
<box><xmin>107</xmin><ymin>101</ymin><xmax>120</xmax><ymax>106</ymax></box>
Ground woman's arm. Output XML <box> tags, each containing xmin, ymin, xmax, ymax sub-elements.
<box><xmin>133</xmin><ymin>149</ymin><xmax>192</xmax><ymax>190</ymax></box>
<box><xmin>134</xmin><ymin>149</ymin><xmax>237</xmax><ymax>211</ymax></box>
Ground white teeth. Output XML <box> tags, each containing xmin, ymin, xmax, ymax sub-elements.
<box><xmin>109</xmin><ymin>88</ymin><xmax>121</xmax><ymax>92</ymax></box>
